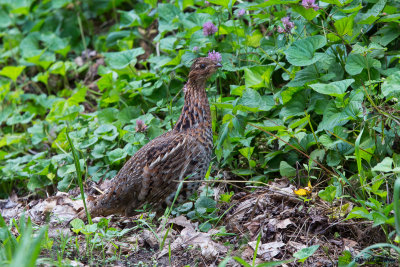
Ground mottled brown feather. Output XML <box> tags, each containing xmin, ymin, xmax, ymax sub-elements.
<box><xmin>80</xmin><ymin>57</ymin><xmax>221</xmax><ymax>218</ymax></box>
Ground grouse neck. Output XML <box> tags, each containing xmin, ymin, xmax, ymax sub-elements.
<box><xmin>173</xmin><ymin>79</ymin><xmax>211</xmax><ymax>132</ymax></box>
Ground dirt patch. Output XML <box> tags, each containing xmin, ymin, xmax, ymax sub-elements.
<box><xmin>0</xmin><ymin>179</ymin><xmax>394</xmax><ymax>266</ymax></box>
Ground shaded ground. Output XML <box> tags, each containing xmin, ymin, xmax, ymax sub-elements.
<box><xmin>1</xmin><ymin>177</ymin><xmax>395</xmax><ymax>266</ymax></box>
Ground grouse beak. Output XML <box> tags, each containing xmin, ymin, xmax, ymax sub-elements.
<box><xmin>215</xmin><ymin>63</ymin><xmax>222</xmax><ymax>68</ymax></box>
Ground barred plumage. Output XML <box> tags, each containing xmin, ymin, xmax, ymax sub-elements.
<box><xmin>80</xmin><ymin>57</ymin><xmax>221</xmax><ymax>218</ymax></box>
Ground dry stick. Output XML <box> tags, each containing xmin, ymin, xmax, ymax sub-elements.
<box><xmin>248</xmin><ymin>123</ymin><xmax>335</xmax><ymax>177</ymax></box>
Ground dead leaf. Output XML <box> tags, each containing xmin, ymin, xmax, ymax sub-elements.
<box><xmin>248</xmin><ymin>241</ymin><xmax>285</xmax><ymax>261</ymax></box>
<box><xmin>158</xmin><ymin>226</ymin><xmax>227</xmax><ymax>260</ymax></box>
<box><xmin>168</xmin><ymin>215</ymin><xmax>194</xmax><ymax>229</ymax></box>
<box><xmin>276</xmin><ymin>218</ymin><xmax>294</xmax><ymax>229</ymax></box>
<box><xmin>141</xmin><ymin>229</ymin><xmax>159</xmax><ymax>248</ymax></box>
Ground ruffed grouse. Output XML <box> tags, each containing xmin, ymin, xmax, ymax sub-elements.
<box><xmin>82</xmin><ymin>57</ymin><xmax>221</xmax><ymax>218</ymax></box>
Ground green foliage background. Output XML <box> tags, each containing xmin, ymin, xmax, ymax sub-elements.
<box><xmin>0</xmin><ymin>0</ymin><xmax>400</xmax><ymax>237</ymax></box>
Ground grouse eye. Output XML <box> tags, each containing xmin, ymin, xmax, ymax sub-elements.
<box><xmin>200</xmin><ymin>64</ymin><xmax>206</xmax><ymax>69</ymax></box>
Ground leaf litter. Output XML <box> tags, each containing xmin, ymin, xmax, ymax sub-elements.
<box><xmin>0</xmin><ymin>178</ymin><xmax>389</xmax><ymax>266</ymax></box>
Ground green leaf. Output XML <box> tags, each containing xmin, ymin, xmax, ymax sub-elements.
<box><xmin>372</xmin><ymin>157</ymin><xmax>393</xmax><ymax>172</ymax></box>
<box><xmin>286</xmin><ymin>66</ymin><xmax>319</xmax><ymax>87</ymax></box>
<box><xmin>195</xmin><ymin>196</ymin><xmax>216</xmax><ymax>214</ymax></box>
<box><xmin>317</xmin><ymin>102</ymin><xmax>349</xmax><ymax>131</ymax></box>
<box><xmin>293</xmin><ymin>245</ymin><xmax>320</xmax><ymax>262</ymax></box>
<box><xmin>320</xmin><ymin>0</ymin><xmax>345</xmax><ymax>7</ymax></box>
<box><xmin>239</xmin><ymin>147</ymin><xmax>254</xmax><ymax>161</ymax></box>
<box><xmin>79</xmin><ymin>136</ymin><xmax>98</xmax><ymax>149</ymax></box>
<box><xmin>358</xmin><ymin>0</ymin><xmax>386</xmax><ymax>24</ymax></box>
<box><xmin>107</xmin><ymin>148</ymin><xmax>128</xmax><ymax>164</ymax></box>
<box><xmin>0</xmin><ymin>10</ymin><xmax>12</xmax><ymax>28</ymax></box>
<box><xmin>235</xmin><ymin>88</ymin><xmax>274</xmax><ymax>113</ymax></box>
<box><xmin>104</xmin><ymin>48</ymin><xmax>145</xmax><ymax>69</ymax></box>
<box><xmin>309</xmin><ymin>79</ymin><xmax>354</xmax><ymax>97</ymax></box>
<box><xmin>70</xmin><ymin>218</ymin><xmax>85</xmax><ymax>234</ymax></box>
<box><xmin>292</xmin><ymin>5</ymin><xmax>319</xmax><ymax>21</ymax></box>
<box><xmin>207</xmin><ymin>0</ymin><xmax>236</xmax><ymax>9</ymax></box>
<box><xmin>334</xmin><ymin>15</ymin><xmax>354</xmax><ymax>37</ymax></box>
<box><xmin>6</xmin><ymin>112</ymin><xmax>35</xmax><ymax>126</ymax></box>
<box><xmin>279</xmin><ymin>161</ymin><xmax>296</xmax><ymax>177</ymax></box>
<box><xmin>244</xmin><ymin>66</ymin><xmax>274</xmax><ymax>88</ymax></box>
<box><xmin>371</xmin><ymin>211</ymin><xmax>388</xmax><ymax>227</ymax></box>
<box><xmin>318</xmin><ymin>186</ymin><xmax>337</xmax><ymax>203</ymax></box>
<box><xmin>49</xmin><ymin>61</ymin><xmax>66</xmax><ymax>76</ymax></box>
<box><xmin>245</xmin><ymin>30</ymin><xmax>263</xmax><ymax>47</ymax></box>
<box><xmin>157</xmin><ymin>3</ymin><xmax>180</xmax><ymax>33</ymax></box>
<box><xmin>382</xmin><ymin>71</ymin><xmax>400</xmax><ymax>97</ymax></box>
<box><xmin>345</xmin><ymin>54</ymin><xmax>381</xmax><ymax>75</ymax></box>
<box><xmin>97</xmin><ymin>108</ymin><xmax>118</xmax><ymax>124</ymax></box>
<box><xmin>119</xmin><ymin>10</ymin><xmax>142</xmax><ymax>28</ymax></box>
<box><xmin>0</xmin><ymin>66</ymin><xmax>25</xmax><ymax>82</ymax></box>
<box><xmin>347</xmin><ymin>206</ymin><xmax>372</xmax><ymax>220</ymax></box>
<box><xmin>285</xmin><ymin>36</ymin><xmax>327</xmax><ymax>66</ymax></box>
<box><xmin>339</xmin><ymin>0</ymin><xmax>362</xmax><ymax>13</ymax></box>
<box><xmin>248</xmin><ymin>0</ymin><xmax>298</xmax><ymax>9</ymax></box>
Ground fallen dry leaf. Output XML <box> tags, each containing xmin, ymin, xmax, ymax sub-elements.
<box><xmin>158</xmin><ymin>226</ymin><xmax>227</xmax><ymax>260</ymax></box>
<box><xmin>248</xmin><ymin>241</ymin><xmax>285</xmax><ymax>261</ymax></box>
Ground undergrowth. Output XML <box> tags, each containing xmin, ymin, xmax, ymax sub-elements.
<box><xmin>1</xmin><ymin>0</ymin><xmax>400</xmax><ymax>265</ymax></box>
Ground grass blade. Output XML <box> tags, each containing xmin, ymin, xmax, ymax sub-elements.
<box><xmin>66</xmin><ymin>127</ymin><xmax>92</xmax><ymax>224</ymax></box>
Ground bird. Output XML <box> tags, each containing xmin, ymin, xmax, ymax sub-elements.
<box><xmin>79</xmin><ymin>57</ymin><xmax>222</xmax><ymax>218</ymax></box>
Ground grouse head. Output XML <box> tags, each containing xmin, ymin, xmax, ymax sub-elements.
<box><xmin>188</xmin><ymin>57</ymin><xmax>222</xmax><ymax>82</ymax></box>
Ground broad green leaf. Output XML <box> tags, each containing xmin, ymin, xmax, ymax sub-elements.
<box><xmin>309</xmin><ymin>149</ymin><xmax>325</xmax><ymax>167</ymax></box>
<box><xmin>207</xmin><ymin>0</ymin><xmax>236</xmax><ymax>8</ymax></box>
<box><xmin>104</xmin><ymin>48</ymin><xmax>145</xmax><ymax>69</ymax></box>
<box><xmin>119</xmin><ymin>10</ymin><xmax>142</xmax><ymax>28</ymax></box>
<box><xmin>107</xmin><ymin>148</ymin><xmax>128</xmax><ymax>164</ymax></box>
<box><xmin>285</xmin><ymin>36</ymin><xmax>327</xmax><ymax>66</ymax></box>
<box><xmin>279</xmin><ymin>161</ymin><xmax>296</xmax><ymax>177</ymax></box>
<box><xmin>372</xmin><ymin>157</ymin><xmax>393</xmax><ymax>172</ymax></box>
<box><xmin>0</xmin><ymin>66</ymin><xmax>25</xmax><ymax>82</ymax></box>
<box><xmin>293</xmin><ymin>245</ymin><xmax>320</xmax><ymax>262</ymax></box>
<box><xmin>0</xmin><ymin>134</ymin><xmax>26</xmax><ymax>148</ymax></box>
<box><xmin>97</xmin><ymin>108</ymin><xmax>118</xmax><ymax>124</ymax></box>
<box><xmin>320</xmin><ymin>0</ymin><xmax>345</xmax><ymax>6</ymax></box>
<box><xmin>49</xmin><ymin>61</ymin><xmax>66</xmax><ymax>76</ymax></box>
<box><xmin>157</xmin><ymin>3</ymin><xmax>180</xmax><ymax>33</ymax></box>
<box><xmin>239</xmin><ymin>147</ymin><xmax>254</xmax><ymax>160</ymax></box>
<box><xmin>371</xmin><ymin>211</ymin><xmax>388</xmax><ymax>227</ymax></box>
<box><xmin>378</xmin><ymin>14</ymin><xmax>400</xmax><ymax>22</ymax></box>
<box><xmin>235</xmin><ymin>89</ymin><xmax>274</xmax><ymax>112</ymax></box>
<box><xmin>358</xmin><ymin>0</ymin><xmax>387</xmax><ymax>24</ymax></box>
<box><xmin>318</xmin><ymin>186</ymin><xmax>337</xmax><ymax>203</ymax></box>
<box><xmin>317</xmin><ymin>102</ymin><xmax>348</xmax><ymax>131</ymax></box>
<box><xmin>286</xmin><ymin>66</ymin><xmax>319</xmax><ymax>87</ymax></box>
<box><xmin>371</xmin><ymin>25</ymin><xmax>400</xmax><ymax>46</ymax></box>
<box><xmin>345</xmin><ymin>54</ymin><xmax>381</xmax><ymax>75</ymax></box>
<box><xmin>339</xmin><ymin>0</ymin><xmax>362</xmax><ymax>13</ymax></box>
<box><xmin>0</xmin><ymin>10</ymin><xmax>12</xmax><ymax>28</ymax></box>
<box><xmin>195</xmin><ymin>196</ymin><xmax>216</xmax><ymax>214</ymax></box>
<box><xmin>244</xmin><ymin>66</ymin><xmax>274</xmax><ymax>88</ymax></box>
<box><xmin>79</xmin><ymin>137</ymin><xmax>99</xmax><ymax>149</ymax></box>
<box><xmin>6</xmin><ymin>112</ymin><xmax>35</xmax><ymax>125</ymax></box>
<box><xmin>292</xmin><ymin>5</ymin><xmax>318</xmax><ymax>21</ymax></box>
<box><xmin>334</xmin><ymin>15</ymin><xmax>354</xmax><ymax>37</ymax></box>
<box><xmin>260</xmin><ymin>119</ymin><xmax>285</xmax><ymax>131</ymax></box>
<box><xmin>248</xmin><ymin>0</ymin><xmax>298</xmax><ymax>9</ymax></box>
<box><xmin>27</xmin><ymin>123</ymin><xmax>47</xmax><ymax>145</ymax></box>
<box><xmin>70</xmin><ymin>218</ymin><xmax>85</xmax><ymax>234</ymax></box>
<box><xmin>245</xmin><ymin>30</ymin><xmax>263</xmax><ymax>47</ymax></box>
<box><xmin>347</xmin><ymin>207</ymin><xmax>372</xmax><ymax>220</ymax></box>
<box><xmin>309</xmin><ymin>79</ymin><xmax>354</xmax><ymax>97</ymax></box>
<box><xmin>381</xmin><ymin>71</ymin><xmax>400</xmax><ymax>97</ymax></box>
